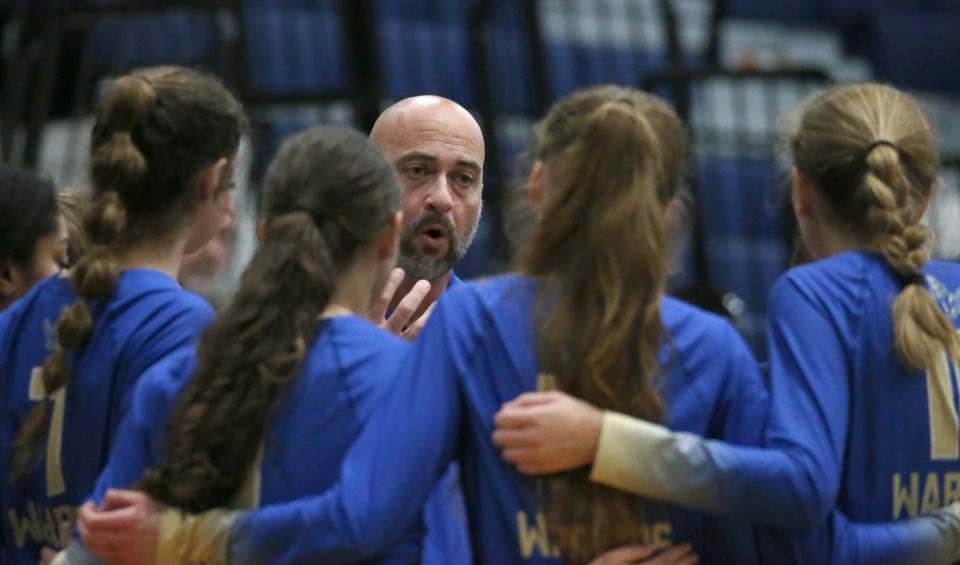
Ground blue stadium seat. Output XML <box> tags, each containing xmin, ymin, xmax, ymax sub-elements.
<box><xmin>723</xmin><ymin>0</ymin><xmax>822</xmax><ymax>22</ymax></box>
<box><xmin>870</xmin><ymin>10</ymin><xmax>960</xmax><ymax>93</ymax></box>
<box><xmin>242</xmin><ymin>1</ymin><xmax>348</xmax><ymax>98</ymax></box>
<box><xmin>696</xmin><ymin>156</ymin><xmax>789</xmax><ymax>353</ymax></box>
<box><xmin>376</xmin><ymin>0</ymin><xmax>476</xmax><ymax>106</ymax></box>
<box><xmin>824</xmin><ymin>0</ymin><xmax>927</xmax><ymax>22</ymax></box>
<box><xmin>480</xmin><ymin>0</ymin><xmax>538</xmax><ymax>115</ymax></box>
<box><xmin>88</xmin><ymin>13</ymin><xmax>216</xmax><ymax>74</ymax></box>
<box><xmin>544</xmin><ymin>42</ymin><xmax>666</xmax><ymax>101</ymax></box>
<box><xmin>928</xmin><ymin>0</ymin><xmax>960</xmax><ymax>13</ymax></box>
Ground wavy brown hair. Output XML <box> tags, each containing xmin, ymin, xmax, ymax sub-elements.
<box><xmin>12</xmin><ymin>66</ymin><xmax>246</xmax><ymax>479</ymax></box>
<box><xmin>520</xmin><ymin>85</ymin><xmax>688</xmax><ymax>562</ymax></box>
<box><xmin>785</xmin><ymin>83</ymin><xmax>956</xmax><ymax>370</ymax></box>
<box><xmin>137</xmin><ymin>126</ymin><xmax>401</xmax><ymax>512</ymax></box>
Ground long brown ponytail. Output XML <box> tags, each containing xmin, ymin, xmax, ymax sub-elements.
<box><xmin>12</xmin><ymin>66</ymin><xmax>246</xmax><ymax>479</ymax></box>
<box><xmin>137</xmin><ymin>126</ymin><xmax>401</xmax><ymax>512</ymax></box>
<box><xmin>786</xmin><ymin>83</ymin><xmax>957</xmax><ymax>370</ymax></box>
<box><xmin>520</xmin><ymin>86</ymin><xmax>688</xmax><ymax>563</ymax></box>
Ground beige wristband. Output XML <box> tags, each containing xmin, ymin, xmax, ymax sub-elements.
<box><xmin>156</xmin><ymin>508</ymin><xmax>239</xmax><ymax>565</ymax></box>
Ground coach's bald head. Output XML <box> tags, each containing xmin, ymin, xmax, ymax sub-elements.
<box><xmin>370</xmin><ymin>96</ymin><xmax>484</xmax><ymax>283</ymax></box>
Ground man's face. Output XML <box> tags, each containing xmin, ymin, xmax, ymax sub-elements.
<box><xmin>377</xmin><ymin>104</ymin><xmax>484</xmax><ymax>282</ymax></box>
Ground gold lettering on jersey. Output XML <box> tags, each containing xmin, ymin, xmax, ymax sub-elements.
<box><xmin>6</xmin><ymin>502</ymin><xmax>75</xmax><ymax>548</ymax></box>
<box><xmin>892</xmin><ymin>472</ymin><xmax>960</xmax><ymax>519</ymax></box>
<box><xmin>922</xmin><ymin>472</ymin><xmax>942</xmax><ymax>513</ymax></box>
<box><xmin>517</xmin><ymin>511</ymin><xmax>560</xmax><ymax>558</ymax></box>
<box><xmin>945</xmin><ymin>472</ymin><xmax>960</xmax><ymax>504</ymax></box>
<box><xmin>926</xmin><ymin>353</ymin><xmax>960</xmax><ymax>460</ymax></box>
<box><xmin>516</xmin><ymin>511</ymin><xmax>671</xmax><ymax>558</ymax></box>
<box><xmin>893</xmin><ymin>473</ymin><xmax>919</xmax><ymax>518</ymax></box>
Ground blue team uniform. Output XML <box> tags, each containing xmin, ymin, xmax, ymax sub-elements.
<box><xmin>0</xmin><ymin>270</ymin><xmax>213</xmax><ymax>563</ymax></box>
<box><xmin>89</xmin><ymin>275</ymin><xmax>472</xmax><ymax>564</ymax></box>
<box><xmin>421</xmin><ymin>273</ymin><xmax>472</xmax><ymax>565</ymax></box>
<box><xmin>580</xmin><ymin>251</ymin><xmax>960</xmax><ymax>564</ymax></box>
<box><xmin>222</xmin><ymin>274</ymin><xmax>770</xmax><ymax>563</ymax></box>
<box><xmin>91</xmin><ymin>316</ymin><xmax>428</xmax><ymax>563</ymax></box>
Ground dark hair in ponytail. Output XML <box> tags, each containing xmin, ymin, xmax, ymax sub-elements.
<box><xmin>137</xmin><ymin>126</ymin><xmax>400</xmax><ymax>512</ymax></box>
<box><xmin>520</xmin><ymin>85</ymin><xmax>688</xmax><ymax>563</ymax></box>
<box><xmin>13</xmin><ymin>66</ymin><xmax>247</xmax><ymax>479</ymax></box>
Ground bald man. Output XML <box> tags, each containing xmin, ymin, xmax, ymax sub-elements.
<box><xmin>366</xmin><ymin>96</ymin><xmax>484</xmax><ymax>339</ymax></box>
<box><xmin>366</xmin><ymin>96</ymin><xmax>481</xmax><ymax>564</ymax></box>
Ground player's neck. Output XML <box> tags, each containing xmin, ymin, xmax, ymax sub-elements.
<box><xmin>328</xmin><ymin>260</ymin><xmax>378</xmax><ymax>316</ymax></box>
<box><xmin>117</xmin><ymin>238</ymin><xmax>188</xmax><ymax>281</ymax></box>
<box><xmin>806</xmin><ymin>223</ymin><xmax>864</xmax><ymax>261</ymax></box>
<box><xmin>391</xmin><ymin>270</ymin><xmax>451</xmax><ymax>320</ymax></box>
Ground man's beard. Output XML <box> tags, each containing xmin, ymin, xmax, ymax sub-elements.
<box><xmin>398</xmin><ymin>207</ymin><xmax>481</xmax><ymax>282</ymax></box>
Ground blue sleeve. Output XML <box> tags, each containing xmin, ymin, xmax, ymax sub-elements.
<box><xmin>91</xmin><ymin>353</ymin><xmax>190</xmax><ymax>503</ymax></box>
<box><xmin>108</xmin><ymin>301</ymin><xmax>212</xmax><ymax>449</ymax></box>
<box><xmin>715</xmin><ymin>324</ymin><xmax>769</xmax><ymax>446</ymax></box>
<box><xmin>117</xmin><ymin>300</ymin><xmax>212</xmax><ymax>385</ymax></box>
<box><xmin>226</xmin><ymin>298</ymin><xmax>469</xmax><ymax>563</ymax></box>
<box><xmin>600</xmin><ymin>278</ymin><xmax>845</xmax><ymax>530</ymax></box>
<box><xmin>789</xmin><ymin>510</ymin><xmax>960</xmax><ymax>564</ymax></box>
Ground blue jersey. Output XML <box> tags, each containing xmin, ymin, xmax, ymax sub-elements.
<box><xmin>584</xmin><ymin>251</ymin><xmax>960</xmax><ymax>564</ymax></box>
<box><xmin>92</xmin><ymin>316</ymin><xmax>424</xmax><ymax>562</ymax></box>
<box><xmin>0</xmin><ymin>270</ymin><xmax>213</xmax><ymax>563</ymax></box>
<box><xmin>421</xmin><ymin>273</ymin><xmax>472</xmax><ymax>565</ymax></box>
<box><xmin>224</xmin><ymin>274</ymin><xmax>769</xmax><ymax>563</ymax></box>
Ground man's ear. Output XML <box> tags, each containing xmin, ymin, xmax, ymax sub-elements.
<box><xmin>197</xmin><ymin>158</ymin><xmax>229</xmax><ymax>202</ymax></box>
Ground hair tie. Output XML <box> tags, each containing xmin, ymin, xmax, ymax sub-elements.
<box><xmin>904</xmin><ymin>272</ymin><xmax>925</xmax><ymax>286</ymax></box>
<box><xmin>865</xmin><ymin>139</ymin><xmax>898</xmax><ymax>157</ymax></box>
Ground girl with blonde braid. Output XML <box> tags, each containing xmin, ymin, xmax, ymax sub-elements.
<box><xmin>496</xmin><ymin>82</ymin><xmax>960</xmax><ymax>564</ymax></box>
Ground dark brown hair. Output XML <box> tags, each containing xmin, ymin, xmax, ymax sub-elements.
<box><xmin>0</xmin><ymin>165</ymin><xmax>59</xmax><ymax>274</ymax></box>
<box><xmin>13</xmin><ymin>66</ymin><xmax>247</xmax><ymax>478</ymax></box>
<box><xmin>137</xmin><ymin>126</ymin><xmax>401</xmax><ymax>512</ymax></box>
<box><xmin>786</xmin><ymin>82</ymin><xmax>955</xmax><ymax>370</ymax></box>
<box><xmin>520</xmin><ymin>85</ymin><xmax>688</xmax><ymax>562</ymax></box>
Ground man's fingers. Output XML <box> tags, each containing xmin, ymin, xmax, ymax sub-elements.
<box><xmin>400</xmin><ymin>301</ymin><xmax>437</xmax><ymax>340</ymax></box>
<box><xmin>369</xmin><ymin>268</ymin><xmax>405</xmax><ymax>323</ymax></box>
<box><xmin>385</xmin><ymin>279</ymin><xmax>431</xmax><ymax>333</ymax></box>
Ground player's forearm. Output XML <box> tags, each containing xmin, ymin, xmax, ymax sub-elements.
<box><xmin>830</xmin><ymin>505</ymin><xmax>960</xmax><ymax>565</ymax></box>
<box><xmin>225</xmin><ymin>493</ymin><xmax>389</xmax><ymax>564</ymax></box>
<box><xmin>590</xmin><ymin>411</ymin><xmax>832</xmax><ymax>530</ymax></box>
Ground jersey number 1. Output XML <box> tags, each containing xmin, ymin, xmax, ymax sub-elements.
<box><xmin>29</xmin><ymin>367</ymin><xmax>66</xmax><ymax>496</ymax></box>
<box><xmin>927</xmin><ymin>351</ymin><xmax>960</xmax><ymax>460</ymax></box>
